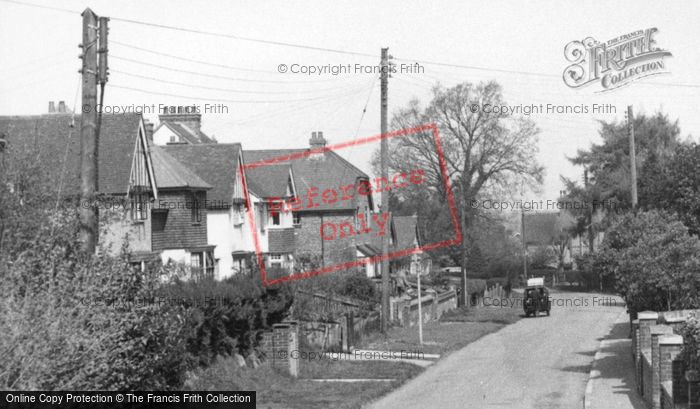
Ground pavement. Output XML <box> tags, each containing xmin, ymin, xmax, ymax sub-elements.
<box><xmin>583</xmin><ymin>310</ymin><xmax>647</xmax><ymax>409</ymax></box>
<box><xmin>366</xmin><ymin>291</ymin><xmax>627</xmax><ymax>409</ymax></box>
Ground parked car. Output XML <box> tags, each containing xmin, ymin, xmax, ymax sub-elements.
<box><xmin>523</xmin><ymin>277</ymin><xmax>550</xmax><ymax>317</ymax></box>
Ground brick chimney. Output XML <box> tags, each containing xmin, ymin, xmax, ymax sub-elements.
<box><xmin>309</xmin><ymin>131</ymin><xmax>327</xmax><ymax>149</ymax></box>
<box><xmin>144</xmin><ymin>120</ymin><xmax>155</xmax><ymax>143</ymax></box>
<box><xmin>48</xmin><ymin>101</ymin><xmax>56</xmax><ymax>113</ymax></box>
<box><xmin>58</xmin><ymin>101</ymin><xmax>66</xmax><ymax>113</ymax></box>
<box><xmin>158</xmin><ymin>105</ymin><xmax>201</xmax><ymax>133</ymax></box>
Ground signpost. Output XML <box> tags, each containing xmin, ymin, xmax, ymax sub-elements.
<box><xmin>412</xmin><ymin>255</ymin><xmax>431</xmax><ymax>345</ymax></box>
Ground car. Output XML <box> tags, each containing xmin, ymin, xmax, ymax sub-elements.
<box><xmin>523</xmin><ymin>278</ymin><xmax>551</xmax><ymax>317</ymax></box>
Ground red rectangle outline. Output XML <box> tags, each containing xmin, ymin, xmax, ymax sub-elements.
<box><xmin>238</xmin><ymin>123</ymin><xmax>462</xmax><ymax>286</ymax></box>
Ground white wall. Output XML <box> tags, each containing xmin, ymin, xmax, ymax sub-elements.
<box><xmin>153</xmin><ymin>125</ymin><xmax>179</xmax><ymax>146</ymax></box>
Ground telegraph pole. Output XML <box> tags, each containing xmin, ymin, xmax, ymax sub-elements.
<box><xmin>380</xmin><ymin>47</ymin><xmax>390</xmax><ymax>333</ymax></box>
<box><xmin>79</xmin><ymin>8</ymin><xmax>99</xmax><ymax>254</ymax></box>
<box><xmin>627</xmin><ymin>105</ymin><xmax>638</xmax><ymax>210</ymax></box>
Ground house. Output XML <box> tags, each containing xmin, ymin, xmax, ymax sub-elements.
<box><xmin>243</xmin><ymin>131</ymin><xmax>374</xmax><ymax>271</ymax></box>
<box><xmin>522</xmin><ymin>211</ymin><xmax>575</xmax><ymax>268</ymax></box>
<box><xmin>0</xmin><ymin>109</ymin><xmax>155</xmax><ymax>263</ymax></box>
<box><xmin>0</xmin><ymin>106</ymin><xmax>218</xmax><ymax>275</ymax></box>
<box><xmin>159</xmin><ymin>141</ymin><xmax>298</xmax><ymax>278</ymax></box>
<box><xmin>152</xmin><ymin>105</ymin><xmax>216</xmax><ymax>145</ymax></box>
<box><xmin>159</xmin><ymin>143</ymin><xmax>247</xmax><ymax>279</ymax></box>
<box><xmin>148</xmin><ymin>145</ymin><xmax>216</xmax><ymax>275</ymax></box>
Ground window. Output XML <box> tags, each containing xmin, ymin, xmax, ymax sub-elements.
<box><xmin>191</xmin><ymin>252</ymin><xmax>202</xmax><ymax>268</ymax></box>
<box><xmin>169</xmin><ymin>135</ymin><xmax>176</xmax><ymax>143</ymax></box>
<box><xmin>130</xmin><ymin>192</ymin><xmax>149</xmax><ymax>221</ymax></box>
<box><xmin>190</xmin><ymin>192</ymin><xmax>201</xmax><ymax>224</ymax></box>
<box><xmin>293</xmin><ymin>212</ymin><xmax>301</xmax><ymax>226</ymax></box>
<box><xmin>271</xmin><ymin>211</ymin><xmax>280</xmax><ymax>226</ymax></box>
<box><xmin>232</xmin><ymin>204</ymin><xmax>244</xmax><ymax>225</ymax></box>
<box><xmin>151</xmin><ymin>209</ymin><xmax>168</xmax><ymax>232</ymax></box>
<box><xmin>269</xmin><ymin>253</ymin><xmax>283</xmax><ymax>266</ymax></box>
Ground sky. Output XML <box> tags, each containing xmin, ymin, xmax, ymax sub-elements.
<box><xmin>1</xmin><ymin>0</ymin><xmax>698</xmax><ymax>208</ymax></box>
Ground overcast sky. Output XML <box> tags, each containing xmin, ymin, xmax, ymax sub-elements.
<box><xmin>1</xmin><ymin>0</ymin><xmax>698</xmax><ymax>206</ymax></box>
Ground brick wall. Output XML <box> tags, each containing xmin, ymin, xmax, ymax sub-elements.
<box><xmin>152</xmin><ymin>190</ymin><xmax>208</xmax><ymax>251</ymax></box>
<box><xmin>296</xmin><ymin>211</ymin><xmax>359</xmax><ymax>268</ymax></box>
<box><xmin>651</xmin><ymin>326</ymin><xmax>675</xmax><ymax>409</ymax></box>
<box><xmin>259</xmin><ymin>321</ymin><xmax>299</xmax><ymax>377</ymax></box>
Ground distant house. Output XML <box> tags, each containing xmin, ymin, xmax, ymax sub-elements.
<box><xmin>522</xmin><ymin>211</ymin><xmax>577</xmax><ymax>269</ymax></box>
<box><xmin>152</xmin><ymin>106</ymin><xmax>216</xmax><ymax>145</ymax></box>
<box><xmin>243</xmin><ymin>131</ymin><xmax>374</xmax><ymax>270</ymax></box>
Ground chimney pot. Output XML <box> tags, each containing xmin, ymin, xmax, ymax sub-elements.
<box><xmin>309</xmin><ymin>131</ymin><xmax>327</xmax><ymax>150</ymax></box>
<box><xmin>144</xmin><ymin>121</ymin><xmax>155</xmax><ymax>143</ymax></box>
<box><xmin>48</xmin><ymin>101</ymin><xmax>55</xmax><ymax>113</ymax></box>
<box><xmin>58</xmin><ymin>101</ymin><xmax>66</xmax><ymax>113</ymax></box>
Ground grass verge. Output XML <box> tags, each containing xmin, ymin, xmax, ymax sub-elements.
<box><xmin>185</xmin><ymin>305</ymin><xmax>521</xmax><ymax>409</ymax></box>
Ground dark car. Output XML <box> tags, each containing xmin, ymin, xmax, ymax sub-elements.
<box><xmin>523</xmin><ymin>286</ymin><xmax>551</xmax><ymax>317</ymax></box>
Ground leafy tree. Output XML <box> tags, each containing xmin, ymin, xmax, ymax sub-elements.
<box><xmin>591</xmin><ymin>210</ymin><xmax>700</xmax><ymax>312</ymax></box>
<box><xmin>374</xmin><ymin>81</ymin><xmax>544</xmax><ymax>304</ymax></box>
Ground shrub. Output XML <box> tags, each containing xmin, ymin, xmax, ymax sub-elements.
<box><xmin>679</xmin><ymin>316</ymin><xmax>700</xmax><ymax>371</ymax></box>
<box><xmin>0</xmin><ymin>210</ymin><xmax>192</xmax><ymax>390</ymax></box>
<box><xmin>588</xmin><ymin>210</ymin><xmax>700</xmax><ymax>312</ymax></box>
<box><xmin>161</xmin><ymin>270</ymin><xmax>294</xmax><ymax>367</ymax></box>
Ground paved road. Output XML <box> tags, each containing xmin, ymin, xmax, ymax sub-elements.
<box><xmin>367</xmin><ymin>291</ymin><xmax>626</xmax><ymax>409</ymax></box>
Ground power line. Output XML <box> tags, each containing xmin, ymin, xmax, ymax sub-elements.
<box><xmin>111</xmin><ymin>69</ymin><xmax>365</xmax><ymax>95</ymax></box>
<box><xmin>111</xmin><ymin>55</ymin><xmax>362</xmax><ymax>84</ymax></box>
<box><xmin>4</xmin><ymin>0</ymin><xmax>700</xmax><ymax>87</ymax></box>
<box><xmin>111</xmin><ymin>40</ymin><xmax>277</xmax><ymax>74</ymax></box>
<box><xmin>108</xmin><ymin>83</ymin><xmax>373</xmax><ymax>104</ymax></box>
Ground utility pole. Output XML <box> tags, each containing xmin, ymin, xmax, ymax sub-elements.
<box><xmin>79</xmin><ymin>8</ymin><xmax>99</xmax><ymax>254</ymax></box>
<box><xmin>521</xmin><ymin>209</ymin><xmax>527</xmax><ymax>279</ymax></box>
<box><xmin>380</xmin><ymin>47</ymin><xmax>390</xmax><ymax>333</ymax></box>
<box><xmin>627</xmin><ymin>105</ymin><xmax>638</xmax><ymax>210</ymax></box>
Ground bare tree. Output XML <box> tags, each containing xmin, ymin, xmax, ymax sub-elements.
<box><xmin>378</xmin><ymin>81</ymin><xmax>543</xmax><ymax>305</ymax></box>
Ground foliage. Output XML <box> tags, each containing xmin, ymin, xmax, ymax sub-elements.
<box><xmin>371</xmin><ymin>81</ymin><xmax>544</xmax><ymax>303</ymax></box>
<box><xmin>161</xmin><ymin>270</ymin><xmax>294</xmax><ymax>368</ymax></box>
<box><xmin>679</xmin><ymin>316</ymin><xmax>700</xmax><ymax>371</ymax></box>
<box><xmin>586</xmin><ymin>210</ymin><xmax>700</xmax><ymax>312</ymax></box>
<box><xmin>528</xmin><ymin>247</ymin><xmax>556</xmax><ymax>270</ymax></box>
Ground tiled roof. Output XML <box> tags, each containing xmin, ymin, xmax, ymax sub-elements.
<box><xmin>158</xmin><ymin>121</ymin><xmax>215</xmax><ymax>144</ymax></box>
<box><xmin>243</xmin><ymin>149</ymin><xmax>370</xmax><ymax>211</ymax></box>
<box><xmin>0</xmin><ymin>113</ymin><xmax>143</xmax><ymax>196</ymax></box>
<box><xmin>245</xmin><ymin>164</ymin><xmax>293</xmax><ymax>199</ymax></box>
<box><xmin>161</xmin><ymin>143</ymin><xmax>242</xmax><ymax>206</ymax></box>
<box><xmin>354</xmin><ymin>212</ymin><xmax>395</xmax><ymax>251</ymax></box>
<box><xmin>150</xmin><ymin>145</ymin><xmax>211</xmax><ymax>190</ymax></box>
<box><xmin>268</xmin><ymin>228</ymin><xmax>295</xmax><ymax>253</ymax></box>
<box><xmin>393</xmin><ymin>215</ymin><xmax>420</xmax><ymax>251</ymax></box>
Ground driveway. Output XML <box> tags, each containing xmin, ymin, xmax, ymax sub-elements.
<box><xmin>367</xmin><ymin>291</ymin><xmax>626</xmax><ymax>409</ymax></box>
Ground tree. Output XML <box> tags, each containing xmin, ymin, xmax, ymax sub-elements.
<box><xmin>375</xmin><ymin>81</ymin><xmax>543</xmax><ymax>305</ymax></box>
<box><xmin>567</xmin><ymin>112</ymin><xmax>682</xmax><ymax>212</ymax></box>
<box><xmin>591</xmin><ymin>210</ymin><xmax>700</xmax><ymax>312</ymax></box>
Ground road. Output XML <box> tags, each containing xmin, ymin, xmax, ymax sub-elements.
<box><xmin>367</xmin><ymin>291</ymin><xmax>626</xmax><ymax>409</ymax></box>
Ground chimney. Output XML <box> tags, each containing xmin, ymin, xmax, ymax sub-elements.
<box><xmin>48</xmin><ymin>101</ymin><xmax>56</xmax><ymax>113</ymax></box>
<box><xmin>144</xmin><ymin>120</ymin><xmax>155</xmax><ymax>143</ymax></box>
<box><xmin>58</xmin><ymin>101</ymin><xmax>66</xmax><ymax>113</ymax></box>
<box><xmin>309</xmin><ymin>131</ymin><xmax>327</xmax><ymax>150</ymax></box>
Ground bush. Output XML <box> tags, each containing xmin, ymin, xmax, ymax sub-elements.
<box><xmin>161</xmin><ymin>271</ymin><xmax>294</xmax><ymax>367</ymax></box>
<box><xmin>587</xmin><ymin>210</ymin><xmax>700</xmax><ymax>312</ymax></box>
<box><xmin>679</xmin><ymin>316</ymin><xmax>700</xmax><ymax>371</ymax></box>
<box><xmin>0</xmin><ymin>210</ymin><xmax>192</xmax><ymax>390</ymax></box>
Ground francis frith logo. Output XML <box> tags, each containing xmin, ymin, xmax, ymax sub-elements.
<box><xmin>563</xmin><ymin>28</ymin><xmax>672</xmax><ymax>92</ymax></box>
